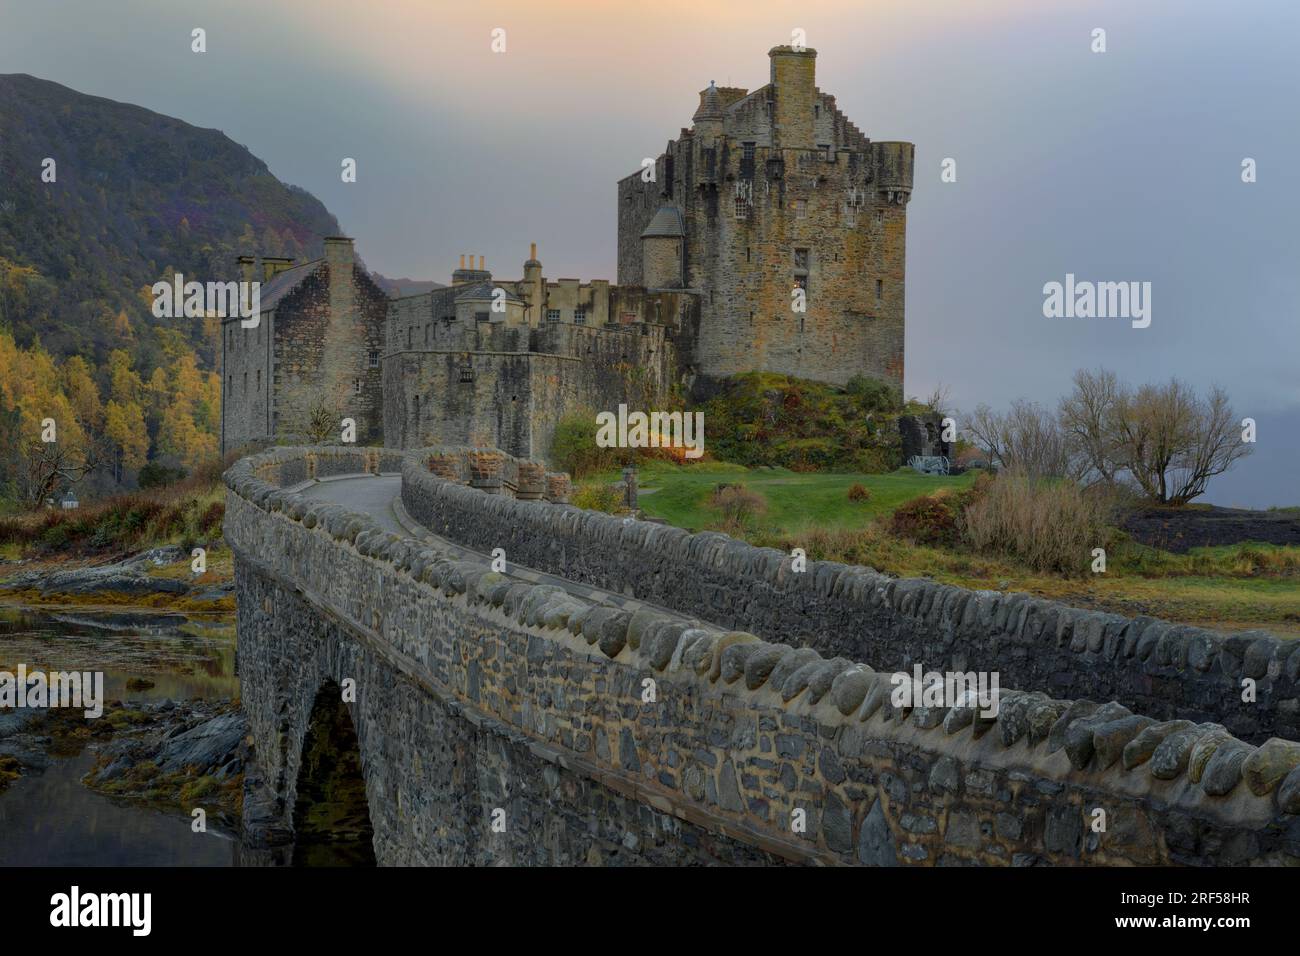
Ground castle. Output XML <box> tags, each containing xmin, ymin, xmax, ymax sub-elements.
<box><xmin>221</xmin><ymin>46</ymin><xmax>914</xmax><ymax>463</ymax></box>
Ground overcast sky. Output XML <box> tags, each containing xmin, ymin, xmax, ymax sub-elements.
<box><xmin>2</xmin><ymin>0</ymin><xmax>1297</xmax><ymax>505</ymax></box>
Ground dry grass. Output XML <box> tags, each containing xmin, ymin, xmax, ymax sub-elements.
<box><xmin>962</xmin><ymin>470</ymin><xmax>1116</xmax><ymax>574</ymax></box>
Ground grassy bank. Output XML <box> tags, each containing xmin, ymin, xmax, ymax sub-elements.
<box><xmin>587</xmin><ymin>461</ymin><xmax>1300</xmax><ymax>636</ymax></box>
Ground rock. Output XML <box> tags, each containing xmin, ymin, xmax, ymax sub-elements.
<box><xmin>1241</xmin><ymin>738</ymin><xmax>1300</xmax><ymax>796</ymax></box>
<box><xmin>156</xmin><ymin>712</ymin><xmax>247</xmax><ymax>773</ymax></box>
<box><xmin>1150</xmin><ymin>725</ymin><xmax>1219</xmax><ymax>780</ymax></box>
<box><xmin>857</xmin><ymin>799</ymin><xmax>898</xmax><ymax>867</ymax></box>
<box><xmin>1122</xmin><ymin>720</ymin><xmax>1194</xmax><ymax>770</ymax></box>
<box><xmin>1201</xmin><ymin>741</ymin><xmax>1254</xmax><ymax>796</ymax></box>
<box><xmin>1092</xmin><ymin>716</ymin><xmax>1155</xmax><ymax>770</ymax></box>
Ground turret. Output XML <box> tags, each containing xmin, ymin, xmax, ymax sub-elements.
<box><xmin>640</xmin><ymin>206</ymin><xmax>684</xmax><ymax>289</ymax></box>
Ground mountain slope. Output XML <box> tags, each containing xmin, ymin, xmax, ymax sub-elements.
<box><xmin>0</xmin><ymin>73</ymin><xmax>343</xmax><ymax>367</ymax></box>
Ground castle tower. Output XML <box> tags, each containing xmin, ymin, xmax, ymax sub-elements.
<box><xmin>616</xmin><ymin>45</ymin><xmax>914</xmax><ymax>396</ymax></box>
<box><xmin>640</xmin><ymin>205</ymin><xmax>684</xmax><ymax>288</ymax></box>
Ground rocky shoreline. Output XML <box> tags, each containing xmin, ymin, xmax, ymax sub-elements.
<box><xmin>0</xmin><ymin>696</ymin><xmax>247</xmax><ymax>826</ymax></box>
<box><xmin>0</xmin><ymin>545</ymin><xmax>234</xmax><ymax>608</ymax></box>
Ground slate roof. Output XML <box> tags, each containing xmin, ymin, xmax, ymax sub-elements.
<box><xmin>454</xmin><ymin>281</ymin><xmax>525</xmax><ymax>304</ymax></box>
<box><xmin>641</xmin><ymin>205</ymin><xmax>685</xmax><ymax>239</ymax></box>
<box><xmin>257</xmin><ymin>259</ymin><xmax>325</xmax><ymax>312</ymax></box>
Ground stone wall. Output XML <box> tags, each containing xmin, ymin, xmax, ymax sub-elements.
<box><xmin>400</xmin><ymin>460</ymin><xmax>1300</xmax><ymax>745</ymax></box>
<box><xmin>225</xmin><ymin>446</ymin><xmax>1300</xmax><ymax>866</ymax></box>
<box><xmin>383</xmin><ymin>317</ymin><xmax>678</xmax><ymax>464</ymax></box>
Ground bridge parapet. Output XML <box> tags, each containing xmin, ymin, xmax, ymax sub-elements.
<box><xmin>225</xmin><ymin>446</ymin><xmax>1300</xmax><ymax>865</ymax></box>
<box><xmin>399</xmin><ymin>454</ymin><xmax>1300</xmax><ymax>746</ymax></box>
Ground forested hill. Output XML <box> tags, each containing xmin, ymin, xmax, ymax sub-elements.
<box><xmin>0</xmin><ymin>72</ymin><xmax>342</xmax><ymax>370</ymax></box>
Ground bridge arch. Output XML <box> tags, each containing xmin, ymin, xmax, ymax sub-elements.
<box><xmin>290</xmin><ymin>680</ymin><xmax>377</xmax><ymax>866</ymax></box>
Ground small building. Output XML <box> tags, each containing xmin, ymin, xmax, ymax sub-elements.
<box><xmin>59</xmin><ymin>490</ymin><xmax>79</xmax><ymax>510</ymax></box>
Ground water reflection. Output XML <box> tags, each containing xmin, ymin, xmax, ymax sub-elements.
<box><xmin>0</xmin><ymin>750</ymin><xmax>237</xmax><ymax>866</ymax></box>
<box><xmin>0</xmin><ymin>603</ymin><xmax>238</xmax><ymax>866</ymax></box>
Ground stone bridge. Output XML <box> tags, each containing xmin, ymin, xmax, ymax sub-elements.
<box><xmin>224</xmin><ymin>446</ymin><xmax>1300</xmax><ymax>866</ymax></box>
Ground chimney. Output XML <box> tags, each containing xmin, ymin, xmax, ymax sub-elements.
<box><xmin>478</xmin><ymin>255</ymin><xmax>484</xmax><ymax>270</ymax></box>
<box><xmin>261</xmin><ymin>256</ymin><xmax>295</xmax><ymax>283</ymax></box>
<box><xmin>768</xmin><ymin>45</ymin><xmax>817</xmax><ymax>149</ymax></box>
<box><xmin>237</xmin><ymin>255</ymin><xmax>257</xmax><ymax>285</ymax></box>
<box><xmin>323</xmin><ymin>236</ymin><xmax>354</xmax><ymax>268</ymax></box>
<box><xmin>460</xmin><ymin>254</ymin><xmax>466</xmax><ymax>270</ymax></box>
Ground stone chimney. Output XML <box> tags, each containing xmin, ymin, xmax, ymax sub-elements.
<box><xmin>324</xmin><ymin>236</ymin><xmax>354</xmax><ymax>268</ymax></box>
<box><xmin>768</xmin><ymin>45</ymin><xmax>817</xmax><ymax>149</ymax></box>
<box><xmin>261</xmin><ymin>256</ymin><xmax>295</xmax><ymax>283</ymax></box>
<box><xmin>237</xmin><ymin>255</ymin><xmax>257</xmax><ymax>285</ymax></box>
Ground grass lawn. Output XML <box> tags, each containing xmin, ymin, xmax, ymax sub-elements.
<box><xmin>586</xmin><ymin>460</ymin><xmax>1300</xmax><ymax>636</ymax></box>
<box><xmin>611</xmin><ymin>460</ymin><xmax>973</xmax><ymax>534</ymax></box>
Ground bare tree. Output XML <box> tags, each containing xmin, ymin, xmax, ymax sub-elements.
<box><xmin>1058</xmin><ymin>368</ymin><xmax>1122</xmax><ymax>484</ymax></box>
<box><xmin>21</xmin><ymin>440</ymin><xmax>98</xmax><ymax>509</ymax></box>
<box><xmin>1109</xmin><ymin>379</ymin><xmax>1250</xmax><ymax>505</ymax></box>
<box><xmin>924</xmin><ymin>383</ymin><xmax>953</xmax><ymax>419</ymax></box>
<box><xmin>966</xmin><ymin>399</ymin><xmax>1075</xmax><ymax>479</ymax></box>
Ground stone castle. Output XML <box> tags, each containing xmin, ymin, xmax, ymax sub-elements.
<box><xmin>221</xmin><ymin>46</ymin><xmax>914</xmax><ymax>462</ymax></box>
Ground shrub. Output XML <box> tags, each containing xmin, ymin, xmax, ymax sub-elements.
<box><xmin>845</xmin><ymin>375</ymin><xmax>897</xmax><ymax>413</ymax></box>
<box><xmin>138</xmin><ymin>462</ymin><xmax>187</xmax><ymax>489</ymax></box>
<box><xmin>847</xmin><ymin>483</ymin><xmax>872</xmax><ymax>503</ymax></box>
<box><xmin>550</xmin><ymin>413</ymin><xmax>622</xmax><ymax>479</ymax></box>
<box><xmin>571</xmin><ymin>482</ymin><xmax>622</xmax><ymax>514</ymax></box>
<box><xmin>961</xmin><ymin>469</ymin><xmax>1116</xmax><ymax>574</ymax></box>
<box><xmin>709</xmin><ymin>483</ymin><xmax>767</xmax><ymax>528</ymax></box>
<box><xmin>700</xmin><ymin>372</ymin><xmax>904</xmax><ymax>471</ymax></box>
<box><xmin>888</xmin><ymin>493</ymin><xmax>961</xmax><ymax>547</ymax></box>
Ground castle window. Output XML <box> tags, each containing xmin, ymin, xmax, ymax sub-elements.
<box><xmin>795</xmin><ymin>200</ymin><xmax>808</xmax><ymax>220</ymax></box>
<box><xmin>847</xmin><ymin>186</ymin><xmax>866</xmax><ymax>208</ymax></box>
<box><xmin>406</xmin><ymin>328</ymin><xmax>412</xmax><ymax>349</ymax></box>
<box><xmin>875</xmin><ymin>210</ymin><xmax>884</xmax><ymax>227</ymax></box>
<box><xmin>876</xmin><ymin>279</ymin><xmax>884</xmax><ymax>304</ymax></box>
<box><xmin>547</xmin><ymin>309</ymin><xmax>561</xmax><ymax>323</ymax></box>
<box><xmin>413</xmin><ymin>394</ymin><xmax>419</xmax><ymax>421</ymax></box>
<box><xmin>794</xmin><ymin>248</ymin><xmax>810</xmax><ymax>294</ymax></box>
<box><xmin>353</xmin><ymin>378</ymin><xmax>362</xmax><ymax>395</ymax></box>
<box><xmin>573</xmin><ymin>309</ymin><xmax>586</xmax><ymax>325</ymax></box>
<box><xmin>475</xmin><ymin>311</ymin><xmax>490</xmax><ymax>323</ymax></box>
<box><xmin>746</xmin><ymin>246</ymin><xmax>751</xmax><ymax>262</ymax></box>
<box><xmin>733</xmin><ymin>179</ymin><xmax>753</xmax><ymax>220</ymax></box>
<box><xmin>256</xmin><ymin>369</ymin><xmax>261</xmax><ymax>391</ymax></box>
<box><xmin>424</xmin><ymin>325</ymin><xmax>430</xmax><ymax>346</ymax></box>
<box><xmin>242</xmin><ymin>371</ymin><xmax>247</xmax><ymax>395</ymax></box>
<box><xmin>368</xmin><ymin>350</ymin><xmax>380</xmax><ymax>368</ymax></box>
<box><xmin>741</xmin><ymin>142</ymin><xmax>756</xmax><ymax>179</ymax></box>
<box><xmin>459</xmin><ymin>363</ymin><xmax>475</xmax><ymax>383</ymax></box>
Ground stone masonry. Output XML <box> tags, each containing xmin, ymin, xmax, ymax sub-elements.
<box><xmin>225</xmin><ymin>446</ymin><xmax>1300</xmax><ymax>866</ymax></box>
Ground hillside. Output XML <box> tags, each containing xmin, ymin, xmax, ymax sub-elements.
<box><xmin>0</xmin><ymin>73</ymin><xmax>343</xmax><ymax>369</ymax></box>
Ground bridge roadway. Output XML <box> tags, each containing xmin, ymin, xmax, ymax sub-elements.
<box><xmin>291</xmin><ymin>472</ymin><xmax>694</xmax><ymax>623</ymax></box>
